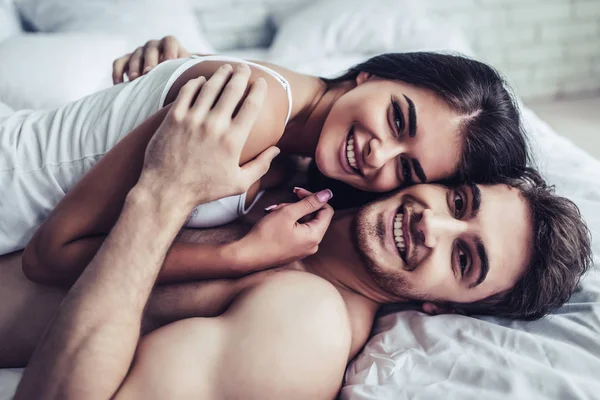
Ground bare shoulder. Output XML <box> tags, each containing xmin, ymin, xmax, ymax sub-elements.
<box><xmin>163</xmin><ymin>58</ymin><xmax>289</xmax><ymax>164</ymax></box>
<box><xmin>115</xmin><ymin>271</ymin><xmax>353</xmax><ymax>399</ymax></box>
<box><xmin>221</xmin><ymin>270</ymin><xmax>352</xmax><ymax>399</ymax></box>
<box><xmin>231</xmin><ymin>270</ymin><xmax>352</xmax><ymax>346</ymax></box>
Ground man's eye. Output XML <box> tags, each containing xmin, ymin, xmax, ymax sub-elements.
<box><xmin>453</xmin><ymin>191</ymin><xmax>465</xmax><ymax>218</ymax></box>
<box><xmin>392</xmin><ymin>100</ymin><xmax>404</xmax><ymax>134</ymax></box>
<box><xmin>458</xmin><ymin>247</ymin><xmax>469</xmax><ymax>276</ymax></box>
<box><xmin>401</xmin><ymin>158</ymin><xmax>412</xmax><ymax>184</ymax></box>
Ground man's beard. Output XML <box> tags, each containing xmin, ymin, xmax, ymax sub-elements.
<box><xmin>351</xmin><ymin>202</ymin><xmax>413</xmax><ymax>299</ymax></box>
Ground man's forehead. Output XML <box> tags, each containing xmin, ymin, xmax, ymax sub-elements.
<box><xmin>477</xmin><ymin>184</ymin><xmax>532</xmax><ymax>291</ymax></box>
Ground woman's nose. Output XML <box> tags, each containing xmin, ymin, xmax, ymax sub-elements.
<box><xmin>364</xmin><ymin>137</ymin><xmax>403</xmax><ymax>170</ymax></box>
<box><xmin>419</xmin><ymin>209</ymin><xmax>466</xmax><ymax>249</ymax></box>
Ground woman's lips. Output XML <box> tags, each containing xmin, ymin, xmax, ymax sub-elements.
<box><xmin>340</xmin><ymin>126</ymin><xmax>356</xmax><ymax>175</ymax></box>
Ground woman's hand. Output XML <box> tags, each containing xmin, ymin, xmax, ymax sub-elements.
<box><xmin>139</xmin><ymin>62</ymin><xmax>280</xmax><ymax>208</ymax></box>
<box><xmin>112</xmin><ymin>35</ymin><xmax>190</xmax><ymax>84</ymax></box>
<box><xmin>234</xmin><ymin>188</ymin><xmax>334</xmax><ymax>271</ymax></box>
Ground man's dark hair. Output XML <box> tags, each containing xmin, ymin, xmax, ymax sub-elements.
<box><xmin>310</xmin><ymin>52</ymin><xmax>530</xmax><ymax>209</ymax></box>
<box><xmin>447</xmin><ymin>168</ymin><xmax>593</xmax><ymax>320</ymax></box>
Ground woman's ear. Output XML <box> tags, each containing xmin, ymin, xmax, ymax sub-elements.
<box><xmin>422</xmin><ymin>302</ymin><xmax>455</xmax><ymax>316</ymax></box>
<box><xmin>356</xmin><ymin>71</ymin><xmax>371</xmax><ymax>85</ymax></box>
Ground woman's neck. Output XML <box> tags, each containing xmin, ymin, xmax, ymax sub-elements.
<box><xmin>277</xmin><ymin>78</ymin><xmax>355</xmax><ymax>157</ymax></box>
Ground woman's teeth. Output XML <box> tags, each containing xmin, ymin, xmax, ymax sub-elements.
<box><xmin>346</xmin><ymin>133</ymin><xmax>358</xmax><ymax>170</ymax></box>
<box><xmin>394</xmin><ymin>212</ymin><xmax>406</xmax><ymax>255</ymax></box>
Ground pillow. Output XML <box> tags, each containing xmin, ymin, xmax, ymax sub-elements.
<box><xmin>16</xmin><ymin>0</ymin><xmax>214</xmax><ymax>52</ymax></box>
<box><xmin>0</xmin><ymin>0</ymin><xmax>21</xmax><ymax>42</ymax></box>
<box><xmin>0</xmin><ymin>33</ymin><xmax>130</xmax><ymax>110</ymax></box>
<box><xmin>269</xmin><ymin>0</ymin><xmax>474</xmax><ymax>65</ymax></box>
<box><xmin>0</xmin><ymin>100</ymin><xmax>14</xmax><ymax>117</ymax></box>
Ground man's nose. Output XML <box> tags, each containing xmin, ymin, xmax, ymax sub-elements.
<box><xmin>418</xmin><ymin>209</ymin><xmax>467</xmax><ymax>248</ymax></box>
<box><xmin>364</xmin><ymin>137</ymin><xmax>404</xmax><ymax>170</ymax></box>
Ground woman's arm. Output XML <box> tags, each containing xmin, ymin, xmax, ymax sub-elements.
<box><xmin>23</xmin><ymin>62</ymin><xmax>289</xmax><ymax>286</ymax></box>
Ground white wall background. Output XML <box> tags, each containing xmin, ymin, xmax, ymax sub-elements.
<box><xmin>192</xmin><ymin>0</ymin><xmax>600</xmax><ymax>102</ymax></box>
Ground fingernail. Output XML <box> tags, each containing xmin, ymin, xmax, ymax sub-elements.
<box><xmin>264</xmin><ymin>204</ymin><xmax>278</xmax><ymax>211</ymax></box>
<box><xmin>293</xmin><ymin>186</ymin><xmax>306</xmax><ymax>194</ymax></box>
<box><xmin>129</xmin><ymin>73</ymin><xmax>138</xmax><ymax>79</ymax></box>
<box><xmin>237</xmin><ymin>63</ymin><xmax>249</xmax><ymax>71</ymax></box>
<box><xmin>143</xmin><ymin>66</ymin><xmax>152</xmax><ymax>73</ymax></box>
<box><xmin>316</xmin><ymin>189</ymin><xmax>333</xmax><ymax>203</ymax></box>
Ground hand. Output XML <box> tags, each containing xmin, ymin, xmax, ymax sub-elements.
<box><xmin>235</xmin><ymin>187</ymin><xmax>334</xmax><ymax>270</ymax></box>
<box><xmin>139</xmin><ymin>63</ymin><xmax>280</xmax><ymax>209</ymax></box>
<box><xmin>112</xmin><ymin>35</ymin><xmax>190</xmax><ymax>84</ymax></box>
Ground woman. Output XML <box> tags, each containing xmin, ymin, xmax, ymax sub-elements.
<box><xmin>2</xmin><ymin>36</ymin><xmax>528</xmax><ymax>283</ymax></box>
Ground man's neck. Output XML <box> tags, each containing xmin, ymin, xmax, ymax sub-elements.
<box><xmin>300</xmin><ymin>212</ymin><xmax>402</xmax><ymax>306</ymax></box>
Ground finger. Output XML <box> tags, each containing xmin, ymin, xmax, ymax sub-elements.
<box><xmin>142</xmin><ymin>40</ymin><xmax>160</xmax><ymax>74</ymax></box>
<box><xmin>112</xmin><ymin>54</ymin><xmax>130</xmax><ymax>84</ymax></box>
<box><xmin>293</xmin><ymin>187</ymin><xmax>313</xmax><ymax>200</ymax></box>
<box><xmin>190</xmin><ymin>64</ymin><xmax>234</xmax><ymax>116</ymax></box>
<box><xmin>127</xmin><ymin>47</ymin><xmax>144</xmax><ymax>80</ymax></box>
<box><xmin>170</xmin><ymin>76</ymin><xmax>207</xmax><ymax>117</ymax></box>
<box><xmin>162</xmin><ymin>35</ymin><xmax>181</xmax><ymax>60</ymax></box>
<box><xmin>239</xmin><ymin>146</ymin><xmax>281</xmax><ymax>186</ymax></box>
<box><xmin>264</xmin><ymin>203</ymin><xmax>289</xmax><ymax>212</ymax></box>
<box><xmin>301</xmin><ymin>202</ymin><xmax>334</xmax><ymax>237</ymax></box>
<box><xmin>231</xmin><ymin>77</ymin><xmax>266</xmax><ymax>136</ymax></box>
<box><xmin>212</xmin><ymin>63</ymin><xmax>252</xmax><ymax>118</ymax></box>
<box><xmin>284</xmin><ymin>189</ymin><xmax>333</xmax><ymax>221</ymax></box>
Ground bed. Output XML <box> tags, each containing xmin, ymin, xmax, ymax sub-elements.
<box><xmin>1</xmin><ymin>0</ymin><xmax>599</xmax><ymax>399</ymax></box>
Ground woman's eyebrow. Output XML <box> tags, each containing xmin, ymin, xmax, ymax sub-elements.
<box><xmin>403</xmin><ymin>94</ymin><xmax>417</xmax><ymax>138</ymax></box>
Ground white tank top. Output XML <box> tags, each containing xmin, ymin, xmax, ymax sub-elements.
<box><xmin>0</xmin><ymin>55</ymin><xmax>293</xmax><ymax>255</ymax></box>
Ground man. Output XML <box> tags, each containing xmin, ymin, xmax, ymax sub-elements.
<box><xmin>8</xmin><ymin>67</ymin><xmax>592</xmax><ymax>398</ymax></box>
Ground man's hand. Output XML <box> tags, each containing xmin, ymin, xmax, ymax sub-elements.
<box><xmin>138</xmin><ymin>63</ymin><xmax>280</xmax><ymax>210</ymax></box>
<box><xmin>234</xmin><ymin>187</ymin><xmax>334</xmax><ymax>270</ymax></box>
<box><xmin>113</xmin><ymin>35</ymin><xmax>190</xmax><ymax>84</ymax></box>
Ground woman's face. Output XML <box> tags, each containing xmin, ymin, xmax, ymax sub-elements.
<box><xmin>315</xmin><ymin>72</ymin><xmax>465</xmax><ymax>192</ymax></box>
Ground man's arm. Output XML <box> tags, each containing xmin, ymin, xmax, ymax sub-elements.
<box><xmin>16</xmin><ymin>64</ymin><xmax>275</xmax><ymax>399</ymax></box>
<box><xmin>16</xmin><ymin>188</ymin><xmax>192</xmax><ymax>399</ymax></box>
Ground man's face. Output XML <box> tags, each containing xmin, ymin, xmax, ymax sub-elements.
<box><xmin>352</xmin><ymin>183</ymin><xmax>533</xmax><ymax>307</ymax></box>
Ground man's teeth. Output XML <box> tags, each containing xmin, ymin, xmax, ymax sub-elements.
<box><xmin>394</xmin><ymin>212</ymin><xmax>406</xmax><ymax>254</ymax></box>
<box><xmin>346</xmin><ymin>134</ymin><xmax>358</xmax><ymax>169</ymax></box>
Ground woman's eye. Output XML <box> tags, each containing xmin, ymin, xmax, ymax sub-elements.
<box><xmin>453</xmin><ymin>191</ymin><xmax>465</xmax><ymax>218</ymax></box>
<box><xmin>392</xmin><ymin>100</ymin><xmax>404</xmax><ymax>134</ymax></box>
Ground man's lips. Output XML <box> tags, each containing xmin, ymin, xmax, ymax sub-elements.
<box><xmin>402</xmin><ymin>208</ymin><xmax>411</xmax><ymax>268</ymax></box>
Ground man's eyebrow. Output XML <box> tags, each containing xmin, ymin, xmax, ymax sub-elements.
<box><xmin>412</xmin><ymin>159</ymin><xmax>427</xmax><ymax>182</ymax></box>
<box><xmin>403</xmin><ymin>94</ymin><xmax>417</xmax><ymax>138</ymax></box>
<box><xmin>470</xmin><ymin>238</ymin><xmax>489</xmax><ymax>288</ymax></box>
<box><xmin>467</xmin><ymin>183</ymin><xmax>481</xmax><ymax>219</ymax></box>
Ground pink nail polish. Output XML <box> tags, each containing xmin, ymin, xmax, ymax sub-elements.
<box><xmin>264</xmin><ymin>204</ymin><xmax>278</xmax><ymax>211</ymax></box>
<box><xmin>316</xmin><ymin>189</ymin><xmax>333</xmax><ymax>203</ymax></box>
